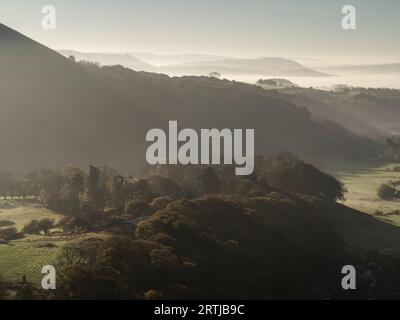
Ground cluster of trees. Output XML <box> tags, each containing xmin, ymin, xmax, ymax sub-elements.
<box><xmin>383</xmin><ymin>138</ymin><xmax>400</xmax><ymax>162</ymax></box>
<box><xmin>1</xmin><ymin>154</ymin><xmax>352</xmax><ymax>299</ymax></box>
<box><xmin>43</xmin><ymin>154</ymin><xmax>351</xmax><ymax>299</ymax></box>
<box><xmin>52</xmin><ymin>193</ymin><xmax>400</xmax><ymax>300</ymax></box>
<box><xmin>149</xmin><ymin>153</ymin><xmax>345</xmax><ymax>201</ymax></box>
<box><xmin>0</xmin><ymin>219</ymin><xmax>56</xmax><ymax>242</ymax></box>
<box><xmin>2</xmin><ymin>153</ymin><xmax>346</xmax><ymax>237</ymax></box>
<box><xmin>1</xmin><ymin>154</ymin><xmax>344</xmax><ymax>219</ymax></box>
<box><xmin>38</xmin><ymin>165</ymin><xmax>185</xmax><ymax>219</ymax></box>
<box><xmin>0</xmin><ymin>172</ymin><xmax>36</xmax><ymax>200</ymax></box>
<box><xmin>378</xmin><ymin>180</ymin><xmax>400</xmax><ymax>200</ymax></box>
<box><xmin>52</xmin><ymin>194</ymin><xmax>346</xmax><ymax>299</ymax></box>
<box><xmin>254</xmin><ymin>153</ymin><xmax>346</xmax><ymax>201</ymax></box>
<box><xmin>22</xmin><ymin>219</ymin><xmax>55</xmax><ymax>235</ymax></box>
<box><xmin>0</xmin><ymin>165</ymin><xmax>160</xmax><ymax>218</ymax></box>
<box><xmin>257</xmin><ymin>78</ymin><xmax>297</xmax><ymax>88</ymax></box>
<box><xmin>0</xmin><ymin>226</ymin><xmax>21</xmax><ymax>241</ymax></box>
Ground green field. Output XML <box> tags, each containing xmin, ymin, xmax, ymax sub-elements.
<box><xmin>320</xmin><ymin>160</ymin><xmax>400</xmax><ymax>224</ymax></box>
<box><xmin>0</xmin><ymin>200</ymin><xmax>106</xmax><ymax>286</ymax></box>
<box><xmin>1</xmin><ymin>162</ymin><xmax>400</xmax><ymax>286</ymax></box>
<box><xmin>0</xmin><ymin>200</ymin><xmax>63</xmax><ymax>285</ymax></box>
<box><xmin>0</xmin><ymin>237</ymin><xmax>68</xmax><ymax>286</ymax></box>
<box><xmin>0</xmin><ymin>200</ymin><xmax>64</xmax><ymax>231</ymax></box>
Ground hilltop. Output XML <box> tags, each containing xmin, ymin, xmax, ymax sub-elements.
<box><xmin>0</xmin><ymin>23</ymin><xmax>379</xmax><ymax>173</ymax></box>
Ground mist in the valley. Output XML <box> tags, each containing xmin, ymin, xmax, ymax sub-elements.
<box><xmin>2</xmin><ymin>0</ymin><xmax>400</xmax><ymax>301</ymax></box>
<box><xmin>1</xmin><ymin>20</ymin><xmax>400</xmax><ymax>175</ymax></box>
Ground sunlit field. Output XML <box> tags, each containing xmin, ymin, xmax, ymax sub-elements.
<box><xmin>0</xmin><ymin>201</ymin><xmax>63</xmax><ymax>285</ymax></box>
<box><xmin>321</xmin><ymin>161</ymin><xmax>400</xmax><ymax>224</ymax></box>
<box><xmin>0</xmin><ymin>200</ymin><xmax>106</xmax><ymax>286</ymax></box>
<box><xmin>0</xmin><ymin>200</ymin><xmax>63</xmax><ymax>231</ymax></box>
<box><xmin>0</xmin><ymin>237</ymin><xmax>68</xmax><ymax>286</ymax></box>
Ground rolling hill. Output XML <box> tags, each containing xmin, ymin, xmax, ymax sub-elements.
<box><xmin>58</xmin><ymin>51</ymin><xmax>328</xmax><ymax>78</ymax></box>
<box><xmin>129</xmin><ymin>52</ymin><xmax>233</xmax><ymax>66</ymax></box>
<box><xmin>0</xmin><ymin>23</ymin><xmax>379</xmax><ymax>173</ymax></box>
<box><xmin>160</xmin><ymin>57</ymin><xmax>330</xmax><ymax>77</ymax></box>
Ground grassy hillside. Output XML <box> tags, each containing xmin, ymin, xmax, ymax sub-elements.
<box><xmin>0</xmin><ymin>200</ymin><xmax>63</xmax><ymax>231</ymax></box>
<box><xmin>0</xmin><ymin>236</ymin><xmax>66</xmax><ymax>286</ymax></box>
<box><xmin>0</xmin><ymin>23</ymin><xmax>380</xmax><ymax>173</ymax></box>
<box><xmin>0</xmin><ymin>200</ymin><xmax>105</xmax><ymax>286</ymax></box>
<box><xmin>321</xmin><ymin>161</ymin><xmax>400</xmax><ymax>219</ymax></box>
<box><xmin>1</xmin><ymin>164</ymin><xmax>400</xmax><ymax>297</ymax></box>
<box><xmin>0</xmin><ymin>201</ymin><xmax>62</xmax><ymax>285</ymax></box>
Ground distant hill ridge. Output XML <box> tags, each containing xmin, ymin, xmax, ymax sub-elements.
<box><xmin>58</xmin><ymin>49</ymin><xmax>328</xmax><ymax>77</ymax></box>
<box><xmin>0</xmin><ymin>23</ymin><xmax>378</xmax><ymax>173</ymax></box>
<box><xmin>59</xmin><ymin>50</ymin><xmax>153</xmax><ymax>71</ymax></box>
<box><xmin>159</xmin><ymin>56</ymin><xmax>330</xmax><ymax>77</ymax></box>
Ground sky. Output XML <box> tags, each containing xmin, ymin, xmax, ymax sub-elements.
<box><xmin>0</xmin><ymin>0</ymin><xmax>399</xmax><ymax>64</ymax></box>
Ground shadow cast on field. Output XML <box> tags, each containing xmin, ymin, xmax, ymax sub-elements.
<box><xmin>326</xmin><ymin>201</ymin><xmax>400</xmax><ymax>251</ymax></box>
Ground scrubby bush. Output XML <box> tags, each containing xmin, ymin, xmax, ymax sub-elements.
<box><xmin>378</xmin><ymin>183</ymin><xmax>398</xmax><ymax>200</ymax></box>
<box><xmin>0</xmin><ymin>227</ymin><xmax>20</xmax><ymax>240</ymax></box>
<box><xmin>23</xmin><ymin>218</ymin><xmax>55</xmax><ymax>235</ymax></box>
<box><xmin>0</xmin><ymin>220</ymin><xmax>15</xmax><ymax>228</ymax></box>
<box><xmin>58</xmin><ymin>217</ymin><xmax>74</xmax><ymax>234</ymax></box>
<box><xmin>22</xmin><ymin>220</ymin><xmax>41</xmax><ymax>235</ymax></box>
<box><xmin>58</xmin><ymin>212</ymin><xmax>111</xmax><ymax>234</ymax></box>
<box><xmin>150</xmin><ymin>197</ymin><xmax>172</xmax><ymax>212</ymax></box>
<box><xmin>58</xmin><ymin>216</ymin><xmax>90</xmax><ymax>233</ymax></box>
<box><xmin>38</xmin><ymin>219</ymin><xmax>55</xmax><ymax>235</ymax></box>
<box><xmin>257</xmin><ymin>153</ymin><xmax>346</xmax><ymax>201</ymax></box>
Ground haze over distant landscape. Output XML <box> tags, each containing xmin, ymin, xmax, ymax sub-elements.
<box><xmin>1</xmin><ymin>0</ymin><xmax>400</xmax><ymax>171</ymax></box>
<box><xmin>2</xmin><ymin>0</ymin><xmax>400</xmax><ymax>301</ymax></box>
<box><xmin>2</xmin><ymin>0</ymin><xmax>399</xmax><ymax>88</ymax></box>
<box><xmin>58</xmin><ymin>50</ymin><xmax>400</xmax><ymax>89</ymax></box>
<box><xmin>1</xmin><ymin>1</ymin><xmax>398</xmax><ymax>59</ymax></box>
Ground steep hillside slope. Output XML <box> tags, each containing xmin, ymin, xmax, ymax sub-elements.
<box><xmin>0</xmin><ymin>24</ymin><xmax>379</xmax><ymax>173</ymax></box>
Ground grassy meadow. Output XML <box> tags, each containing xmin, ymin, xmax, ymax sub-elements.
<box><xmin>0</xmin><ymin>200</ymin><xmax>63</xmax><ymax>231</ymax></box>
<box><xmin>320</xmin><ymin>161</ymin><xmax>400</xmax><ymax>224</ymax></box>
<box><xmin>0</xmin><ymin>200</ymin><xmax>63</xmax><ymax>285</ymax></box>
<box><xmin>0</xmin><ymin>200</ymin><xmax>105</xmax><ymax>286</ymax></box>
<box><xmin>1</xmin><ymin>161</ymin><xmax>400</xmax><ymax>288</ymax></box>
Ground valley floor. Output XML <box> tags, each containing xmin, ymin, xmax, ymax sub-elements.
<box><xmin>1</xmin><ymin>161</ymin><xmax>400</xmax><ymax>289</ymax></box>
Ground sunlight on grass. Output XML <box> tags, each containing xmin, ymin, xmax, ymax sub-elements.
<box><xmin>321</xmin><ymin>160</ymin><xmax>400</xmax><ymax>224</ymax></box>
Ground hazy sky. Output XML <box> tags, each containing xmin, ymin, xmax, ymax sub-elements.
<box><xmin>0</xmin><ymin>0</ymin><xmax>399</xmax><ymax>64</ymax></box>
